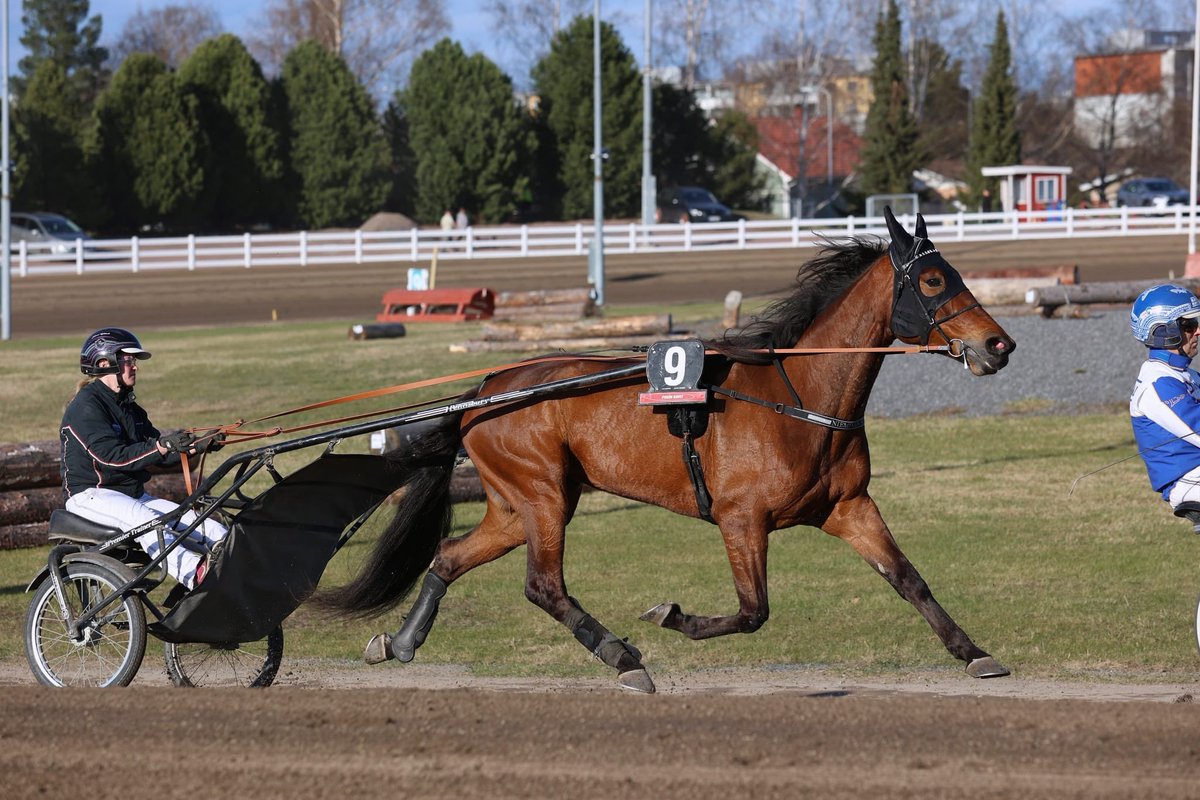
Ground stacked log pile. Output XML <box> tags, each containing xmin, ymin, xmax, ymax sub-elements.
<box><xmin>962</xmin><ymin>264</ymin><xmax>1078</xmax><ymax>307</ymax></box>
<box><xmin>0</xmin><ymin>440</ymin><xmax>186</xmax><ymax>550</ymax></box>
<box><xmin>451</xmin><ymin>288</ymin><xmax>689</xmax><ymax>353</ymax></box>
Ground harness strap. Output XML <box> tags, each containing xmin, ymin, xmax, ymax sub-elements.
<box><xmin>708</xmin><ymin>385</ymin><xmax>865</xmax><ymax>431</ymax></box>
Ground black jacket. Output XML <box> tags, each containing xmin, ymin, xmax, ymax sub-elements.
<box><xmin>60</xmin><ymin>380</ymin><xmax>177</xmax><ymax>499</ymax></box>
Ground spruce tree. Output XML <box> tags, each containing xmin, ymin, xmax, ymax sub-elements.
<box><xmin>16</xmin><ymin>0</ymin><xmax>108</xmax><ymax>106</ymax></box>
<box><xmin>401</xmin><ymin>39</ymin><xmax>536</xmax><ymax>224</ymax></box>
<box><xmin>966</xmin><ymin>11</ymin><xmax>1021</xmax><ymax>205</ymax></box>
<box><xmin>86</xmin><ymin>54</ymin><xmax>169</xmax><ymax>231</ymax></box>
<box><xmin>128</xmin><ymin>72</ymin><xmax>212</xmax><ymax>228</ymax></box>
<box><xmin>858</xmin><ymin>0</ymin><xmax>922</xmax><ymax>198</ymax></box>
<box><xmin>531</xmin><ymin>16</ymin><xmax>643</xmax><ymax>220</ymax></box>
<box><xmin>178</xmin><ymin>35</ymin><xmax>285</xmax><ymax>229</ymax></box>
<box><xmin>14</xmin><ymin>61</ymin><xmax>91</xmax><ymax>217</ymax></box>
<box><xmin>280</xmin><ymin>41</ymin><xmax>390</xmax><ymax>229</ymax></box>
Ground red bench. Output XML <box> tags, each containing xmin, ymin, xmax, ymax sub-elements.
<box><xmin>377</xmin><ymin>288</ymin><xmax>495</xmax><ymax>323</ymax></box>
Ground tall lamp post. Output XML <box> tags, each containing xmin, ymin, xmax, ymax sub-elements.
<box><xmin>1188</xmin><ymin>0</ymin><xmax>1200</xmax><ymax>275</ymax></box>
<box><xmin>1</xmin><ymin>0</ymin><xmax>10</xmax><ymax>341</ymax></box>
<box><xmin>589</xmin><ymin>0</ymin><xmax>606</xmax><ymax>305</ymax></box>
<box><xmin>641</xmin><ymin>0</ymin><xmax>655</xmax><ymax>227</ymax></box>
<box><xmin>818</xmin><ymin>86</ymin><xmax>833</xmax><ymax>186</ymax></box>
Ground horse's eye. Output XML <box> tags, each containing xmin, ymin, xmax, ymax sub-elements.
<box><xmin>926</xmin><ymin>277</ymin><xmax>943</xmax><ymax>288</ymax></box>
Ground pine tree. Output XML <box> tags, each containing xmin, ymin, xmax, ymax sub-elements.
<box><xmin>86</xmin><ymin>54</ymin><xmax>170</xmax><ymax>232</ymax></box>
<box><xmin>13</xmin><ymin>61</ymin><xmax>91</xmax><ymax>217</ymax></box>
<box><xmin>178</xmin><ymin>35</ymin><xmax>285</xmax><ymax>229</ymax></box>
<box><xmin>531</xmin><ymin>16</ymin><xmax>643</xmax><ymax>220</ymax></box>
<box><xmin>280</xmin><ymin>41</ymin><xmax>390</xmax><ymax>229</ymax></box>
<box><xmin>401</xmin><ymin>39</ymin><xmax>536</xmax><ymax>224</ymax></box>
<box><xmin>858</xmin><ymin>0</ymin><xmax>922</xmax><ymax>197</ymax></box>
<box><xmin>128</xmin><ymin>72</ymin><xmax>213</xmax><ymax>228</ymax></box>
<box><xmin>16</xmin><ymin>0</ymin><xmax>108</xmax><ymax>106</ymax></box>
<box><xmin>966</xmin><ymin>11</ymin><xmax>1021</xmax><ymax>206</ymax></box>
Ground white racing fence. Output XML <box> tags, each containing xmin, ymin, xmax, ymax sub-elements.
<box><xmin>11</xmin><ymin>205</ymin><xmax>1199</xmax><ymax>277</ymax></box>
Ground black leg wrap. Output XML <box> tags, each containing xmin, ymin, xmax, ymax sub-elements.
<box><xmin>391</xmin><ymin>572</ymin><xmax>448</xmax><ymax>663</ymax></box>
<box><xmin>564</xmin><ymin>607</ymin><xmax>643</xmax><ymax>673</ymax></box>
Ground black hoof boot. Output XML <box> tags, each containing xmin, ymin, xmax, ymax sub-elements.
<box><xmin>391</xmin><ymin>572</ymin><xmax>448</xmax><ymax>663</ymax></box>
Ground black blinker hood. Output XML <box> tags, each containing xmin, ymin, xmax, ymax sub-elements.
<box><xmin>885</xmin><ymin>207</ymin><xmax>968</xmax><ymax>343</ymax></box>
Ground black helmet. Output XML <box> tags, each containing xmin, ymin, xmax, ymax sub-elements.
<box><xmin>80</xmin><ymin>328</ymin><xmax>151</xmax><ymax>376</ymax></box>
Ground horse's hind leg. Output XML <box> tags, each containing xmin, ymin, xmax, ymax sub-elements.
<box><xmin>521</xmin><ymin>486</ymin><xmax>655</xmax><ymax>693</ymax></box>
<box><xmin>824</xmin><ymin>495</ymin><xmax>1009</xmax><ymax>678</ymax></box>
<box><xmin>365</xmin><ymin>502</ymin><xmax>525</xmax><ymax>665</ymax></box>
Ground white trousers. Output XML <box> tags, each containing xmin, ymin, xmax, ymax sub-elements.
<box><xmin>65</xmin><ymin>487</ymin><xmax>228</xmax><ymax>589</ymax></box>
<box><xmin>1168</xmin><ymin>463</ymin><xmax>1200</xmax><ymax>509</ymax></box>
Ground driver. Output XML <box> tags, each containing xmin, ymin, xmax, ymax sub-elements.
<box><xmin>60</xmin><ymin>328</ymin><xmax>226</xmax><ymax>588</ymax></box>
<box><xmin>1129</xmin><ymin>285</ymin><xmax>1200</xmax><ymax>510</ymax></box>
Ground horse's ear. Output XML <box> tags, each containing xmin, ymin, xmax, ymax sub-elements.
<box><xmin>915</xmin><ymin>213</ymin><xmax>927</xmax><ymax>239</ymax></box>
<box><xmin>884</xmin><ymin>206</ymin><xmax>911</xmax><ymax>249</ymax></box>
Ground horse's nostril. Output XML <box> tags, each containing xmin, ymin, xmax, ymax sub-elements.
<box><xmin>987</xmin><ymin>336</ymin><xmax>1014</xmax><ymax>356</ymax></box>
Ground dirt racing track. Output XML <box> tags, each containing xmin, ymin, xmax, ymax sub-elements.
<box><xmin>4</xmin><ymin>236</ymin><xmax>1200</xmax><ymax>797</ymax></box>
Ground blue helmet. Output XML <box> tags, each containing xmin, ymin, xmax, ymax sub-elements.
<box><xmin>1130</xmin><ymin>284</ymin><xmax>1200</xmax><ymax>347</ymax></box>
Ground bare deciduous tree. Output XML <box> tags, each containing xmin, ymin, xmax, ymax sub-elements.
<box><xmin>108</xmin><ymin>3</ymin><xmax>224</xmax><ymax>69</ymax></box>
<box><xmin>484</xmin><ymin>0</ymin><xmax>590</xmax><ymax>84</ymax></box>
<box><xmin>248</xmin><ymin>0</ymin><xmax>448</xmax><ymax>97</ymax></box>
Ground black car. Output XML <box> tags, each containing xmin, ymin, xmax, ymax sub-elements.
<box><xmin>1115</xmin><ymin>178</ymin><xmax>1191</xmax><ymax>209</ymax></box>
<box><xmin>657</xmin><ymin>186</ymin><xmax>741</xmax><ymax>224</ymax></box>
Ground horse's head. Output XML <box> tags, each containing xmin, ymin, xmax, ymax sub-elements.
<box><xmin>884</xmin><ymin>207</ymin><xmax>1015</xmax><ymax>375</ymax></box>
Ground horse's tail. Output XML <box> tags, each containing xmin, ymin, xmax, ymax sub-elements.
<box><xmin>317</xmin><ymin>399</ymin><xmax>472</xmax><ymax>618</ymax></box>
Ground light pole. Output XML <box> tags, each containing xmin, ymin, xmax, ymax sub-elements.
<box><xmin>818</xmin><ymin>86</ymin><xmax>833</xmax><ymax>186</ymax></box>
<box><xmin>641</xmin><ymin>0</ymin><xmax>655</xmax><ymax>227</ymax></box>
<box><xmin>1189</xmin><ymin>0</ymin><xmax>1200</xmax><ymax>272</ymax></box>
<box><xmin>1</xmin><ymin>0</ymin><xmax>9</xmax><ymax>341</ymax></box>
<box><xmin>590</xmin><ymin>0</ymin><xmax>606</xmax><ymax>305</ymax></box>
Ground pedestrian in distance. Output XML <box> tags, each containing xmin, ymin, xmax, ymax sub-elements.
<box><xmin>1129</xmin><ymin>285</ymin><xmax>1200</xmax><ymax>511</ymax></box>
<box><xmin>440</xmin><ymin>208</ymin><xmax>454</xmax><ymax>231</ymax></box>
<box><xmin>455</xmin><ymin>206</ymin><xmax>469</xmax><ymax>229</ymax></box>
<box><xmin>60</xmin><ymin>328</ymin><xmax>227</xmax><ymax>589</ymax></box>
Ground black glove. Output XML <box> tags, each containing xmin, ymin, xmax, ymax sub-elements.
<box><xmin>192</xmin><ymin>432</ymin><xmax>226</xmax><ymax>454</ymax></box>
<box><xmin>158</xmin><ymin>431</ymin><xmax>196</xmax><ymax>454</ymax></box>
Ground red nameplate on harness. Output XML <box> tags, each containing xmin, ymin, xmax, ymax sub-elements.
<box><xmin>638</xmin><ymin>390</ymin><xmax>709</xmax><ymax>406</ymax></box>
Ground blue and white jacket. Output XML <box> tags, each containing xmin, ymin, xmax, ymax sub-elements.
<box><xmin>1130</xmin><ymin>349</ymin><xmax>1200</xmax><ymax>498</ymax></box>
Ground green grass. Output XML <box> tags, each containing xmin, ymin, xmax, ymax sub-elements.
<box><xmin>2</xmin><ymin>311</ymin><xmax>1197</xmax><ymax>682</ymax></box>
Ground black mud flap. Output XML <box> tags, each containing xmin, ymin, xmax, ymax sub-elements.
<box><xmin>149</xmin><ymin>454</ymin><xmax>406</xmax><ymax>645</ymax></box>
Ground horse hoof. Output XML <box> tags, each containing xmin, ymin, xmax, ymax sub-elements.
<box><xmin>618</xmin><ymin>668</ymin><xmax>656</xmax><ymax>694</ymax></box>
<box><xmin>364</xmin><ymin>633</ymin><xmax>394</xmax><ymax>665</ymax></box>
<box><xmin>966</xmin><ymin>656</ymin><xmax>1010</xmax><ymax>679</ymax></box>
<box><xmin>639</xmin><ymin>602</ymin><xmax>680</xmax><ymax>627</ymax></box>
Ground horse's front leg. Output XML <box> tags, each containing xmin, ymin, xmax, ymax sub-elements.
<box><xmin>641</xmin><ymin>514</ymin><xmax>770</xmax><ymax>640</ymax></box>
<box><xmin>823</xmin><ymin>494</ymin><xmax>1009</xmax><ymax>678</ymax></box>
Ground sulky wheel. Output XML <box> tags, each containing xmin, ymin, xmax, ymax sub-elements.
<box><xmin>25</xmin><ymin>560</ymin><xmax>147</xmax><ymax>687</ymax></box>
<box><xmin>163</xmin><ymin>625</ymin><xmax>284</xmax><ymax>688</ymax></box>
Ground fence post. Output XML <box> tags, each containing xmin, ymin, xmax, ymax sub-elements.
<box><xmin>187</xmin><ymin>235</ymin><xmax>196</xmax><ymax>270</ymax></box>
<box><xmin>466</xmin><ymin>227</ymin><xmax>474</xmax><ymax>258</ymax></box>
<box><xmin>847</xmin><ymin>216</ymin><xmax>855</xmax><ymax>235</ymax></box>
<box><xmin>629</xmin><ymin>222</ymin><xmax>636</xmax><ymax>251</ymax></box>
<box><xmin>354</xmin><ymin>229</ymin><xmax>363</xmax><ymax>264</ymax></box>
<box><xmin>738</xmin><ymin>218</ymin><xmax>746</xmax><ymax>249</ymax></box>
<box><xmin>684</xmin><ymin>222</ymin><xmax>692</xmax><ymax>250</ymax></box>
<box><xmin>1120</xmin><ymin>207</ymin><xmax>1129</xmax><ymax>235</ymax></box>
<box><xmin>410</xmin><ymin>228</ymin><xmax>418</xmax><ymax>261</ymax></box>
<box><xmin>520</xmin><ymin>225</ymin><xmax>529</xmax><ymax>256</ymax></box>
<box><xmin>131</xmin><ymin>237</ymin><xmax>139</xmax><ymax>273</ymax></box>
<box><xmin>791</xmin><ymin>217</ymin><xmax>799</xmax><ymax>247</ymax></box>
<box><xmin>244</xmin><ymin>232</ymin><xmax>252</xmax><ymax>268</ymax></box>
<box><xmin>1066</xmin><ymin>207</ymin><xmax>1074</xmax><ymax>237</ymax></box>
<box><xmin>1010</xmin><ymin>210</ymin><xmax>1019</xmax><ymax>238</ymax></box>
<box><xmin>956</xmin><ymin>211</ymin><xmax>964</xmax><ymax>240</ymax></box>
<box><xmin>299</xmin><ymin>231</ymin><xmax>308</xmax><ymax>266</ymax></box>
<box><xmin>18</xmin><ymin>241</ymin><xmax>26</xmax><ymax>277</ymax></box>
<box><xmin>575</xmin><ymin>223</ymin><xmax>584</xmax><ymax>254</ymax></box>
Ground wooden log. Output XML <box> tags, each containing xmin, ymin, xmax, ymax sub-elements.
<box><xmin>449</xmin><ymin>333</ymin><xmax>691</xmax><ymax>354</ymax></box>
<box><xmin>0</xmin><ymin>473</ymin><xmax>187</xmax><ymax>527</ymax></box>
<box><xmin>723</xmin><ymin>290</ymin><xmax>743</xmax><ymax>329</ymax></box>
<box><xmin>963</xmin><ymin>277</ymin><xmax>1061</xmax><ymax>306</ymax></box>
<box><xmin>349</xmin><ymin>323</ymin><xmax>407</xmax><ymax>340</ymax></box>
<box><xmin>1026</xmin><ymin>279</ymin><xmax>1200</xmax><ymax>313</ymax></box>
<box><xmin>492</xmin><ymin>303</ymin><xmax>594</xmax><ymax>323</ymax></box>
<box><xmin>965</xmin><ymin>264</ymin><xmax>1078</xmax><ymax>284</ymax></box>
<box><xmin>0</xmin><ymin>440</ymin><xmax>61</xmax><ymax>491</ymax></box>
<box><xmin>0</xmin><ymin>522</ymin><xmax>45</xmax><ymax>550</ymax></box>
<box><xmin>480</xmin><ymin>314</ymin><xmax>671</xmax><ymax>342</ymax></box>
<box><xmin>496</xmin><ymin>288</ymin><xmax>594</xmax><ymax>308</ymax></box>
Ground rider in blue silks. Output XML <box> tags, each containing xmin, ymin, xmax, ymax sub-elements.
<box><xmin>1130</xmin><ymin>284</ymin><xmax>1200</xmax><ymax>510</ymax></box>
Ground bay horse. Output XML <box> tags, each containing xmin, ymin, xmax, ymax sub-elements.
<box><xmin>321</xmin><ymin>208</ymin><xmax>1016</xmax><ymax>693</ymax></box>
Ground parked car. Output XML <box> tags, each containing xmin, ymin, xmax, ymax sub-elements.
<box><xmin>656</xmin><ymin>186</ymin><xmax>741</xmax><ymax>224</ymax></box>
<box><xmin>11</xmin><ymin>212</ymin><xmax>93</xmax><ymax>256</ymax></box>
<box><xmin>1115</xmin><ymin>178</ymin><xmax>1191</xmax><ymax>209</ymax></box>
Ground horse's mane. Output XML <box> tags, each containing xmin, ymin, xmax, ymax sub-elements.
<box><xmin>706</xmin><ymin>236</ymin><xmax>887</xmax><ymax>363</ymax></box>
